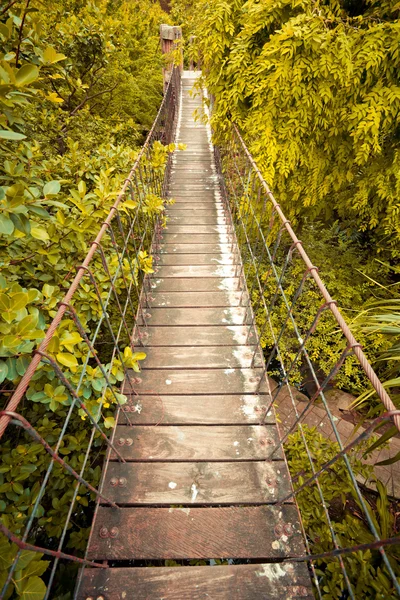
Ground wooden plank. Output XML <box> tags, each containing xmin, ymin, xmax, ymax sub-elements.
<box><xmin>160</xmin><ymin>243</ymin><xmax>235</xmax><ymax>254</ymax></box>
<box><xmin>103</xmin><ymin>461</ymin><xmax>289</xmax><ymax>504</ymax></box>
<box><xmin>133</xmin><ymin>325</ymin><xmax>256</xmax><ymax>346</ymax></box>
<box><xmin>166</xmin><ymin>208</ymin><xmax>224</xmax><ymax>214</ymax></box>
<box><xmin>161</xmin><ymin>234</ymin><xmax>233</xmax><ymax>243</ymax></box>
<box><xmin>110</xmin><ymin>424</ymin><xmax>280</xmax><ymax>461</ymax></box>
<box><xmin>88</xmin><ymin>505</ymin><xmax>304</xmax><ymax>560</ymax></box>
<box><xmin>149</xmin><ymin>291</ymin><xmax>245</xmax><ymax>307</ymax></box>
<box><xmin>164</xmin><ymin>226</ymin><xmax>230</xmax><ymax>234</ymax></box>
<box><xmin>148</xmin><ymin>277</ymin><xmax>243</xmax><ymax>292</ymax></box>
<box><xmin>139</xmin><ymin>307</ymin><xmax>250</xmax><ymax>326</ymax></box>
<box><xmin>167</xmin><ymin>216</ymin><xmax>227</xmax><ymax>225</ymax></box>
<box><xmin>157</xmin><ymin>254</ymin><xmax>237</xmax><ymax>266</ymax></box>
<box><xmin>139</xmin><ymin>346</ymin><xmax>261</xmax><ymax>369</ymax></box>
<box><xmin>153</xmin><ymin>265</ymin><xmax>238</xmax><ymax>278</ymax></box>
<box><xmin>78</xmin><ymin>563</ymin><xmax>313</xmax><ymax>600</ymax></box>
<box><xmin>124</xmin><ymin>368</ymin><xmax>267</xmax><ymax>395</ymax></box>
<box><xmin>118</xmin><ymin>394</ymin><xmax>274</xmax><ymax>425</ymax></box>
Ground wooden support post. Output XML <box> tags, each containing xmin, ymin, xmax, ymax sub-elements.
<box><xmin>160</xmin><ymin>24</ymin><xmax>183</xmax><ymax>93</ymax></box>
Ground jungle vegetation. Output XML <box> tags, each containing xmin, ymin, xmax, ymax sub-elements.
<box><xmin>0</xmin><ymin>1</ymin><xmax>172</xmax><ymax>597</ymax></box>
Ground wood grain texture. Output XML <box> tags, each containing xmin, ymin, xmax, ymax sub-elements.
<box><xmin>157</xmin><ymin>254</ymin><xmax>237</xmax><ymax>266</ymax></box>
<box><xmin>153</xmin><ymin>265</ymin><xmax>238</xmax><ymax>278</ymax></box>
<box><xmin>138</xmin><ymin>346</ymin><xmax>262</xmax><ymax>369</ymax></box>
<box><xmin>103</xmin><ymin>461</ymin><xmax>289</xmax><ymax>504</ymax></box>
<box><xmin>164</xmin><ymin>226</ymin><xmax>230</xmax><ymax>234</ymax></box>
<box><xmin>138</xmin><ymin>307</ymin><xmax>250</xmax><ymax>326</ymax></box>
<box><xmin>110</xmin><ymin>425</ymin><xmax>281</xmax><ymax>461</ymax></box>
<box><xmin>148</xmin><ymin>277</ymin><xmax>243</xmax><ymax>292</ymax></box>
<box><xmin>167</xmin><ymin>216</ymin><xmax>226</xmax><ymax>225</ymax></box>
<box><xmin>88</xmin><ymin>505</ymin><xmax>303</xmax><ymax>560</ymax></box>
<box><xmin>123</xmin><ymin>368</ymin><xmax>268</xmax><ymax>395</ymax></box>
<box><xmin>117</xmin><ymin>394</ymin><xmax>274</xmax><ymax>425</ymax></box>
<box><xmin>160</xmin><ymin>243</ymin><xmax>235</xmax><ymax>254</ymax></box>
<box><xmin>161</xmin><ymin>233</ymin><xmax>233</xmax><ymax>243</ymax></box>
<box><xmin>133</xmin><ymin>325</ymin><xmax>256</xmax><ymax>346</ymax></box>
<box><xmin>78</xmin><ymin>563</ymin><xmax>313</xmax><ymax>600</ymax></box>
<box><xmin>149</xmin><ymin>291</ymin><xmax>246</xmax><ymax>307</ymax></box>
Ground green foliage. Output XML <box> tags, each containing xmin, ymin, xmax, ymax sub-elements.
<box><xmin>0</xmin><ymin>541</ymin><xmax>48</xmax><ymax>600</ymax></box>
<box><xmin>286</xmin><ymin>425</ymin><xmax>400</xmax><ymax>599</ymax></box>
<box><xmin>0</xmin><ymin>0</ymin><xmax>171</xmax><ymax>596</ymax></box>
<box><xmin>194</xmin><ymin>0</ymin><xmax>400</xmax><ymax>259</ymax></box>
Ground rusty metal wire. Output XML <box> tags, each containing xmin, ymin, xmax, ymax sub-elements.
<box><xmin>214</xmin><ymin>125</ymin><xmax>400</xmax><ymax>598</ymax></box>
<box><xmin>0</xmin><ymin>67</ymin><xmax>181</xmax><ymax>600</ymax></box>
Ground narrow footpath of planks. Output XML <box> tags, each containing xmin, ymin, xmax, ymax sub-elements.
<box><xmin>78</xmin><ymin>72</ymin><xmax>313</xmax><ymax>599</ymax></box>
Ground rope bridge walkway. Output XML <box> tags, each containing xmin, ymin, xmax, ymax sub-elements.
<box><xmin>78</xmin><ymin>70</ymin><xmax>313</xmax><ymax>599</ymax></box>
<box><xmin>1</xmin><ymin>40</ymin><xmax>400</xmax><ymax>600</ymax></box>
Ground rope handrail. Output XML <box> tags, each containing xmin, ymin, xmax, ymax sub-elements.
<box><xmin>232</xmin><ymin>124</ymin><xmax>399</xmax><ymax>432</ymax></box>
<box><xmin>214</xmin><ymin>123</ymin><xmax>400</xmax><ymax>598</ymax></box>
<box><xmin>0</xmin><ymin>66</ymin><xmax>181</xmax><ymax>600</ymax></box>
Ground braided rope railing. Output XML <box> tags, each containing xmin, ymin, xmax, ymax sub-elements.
<box><xmin>0</xmin><ymin>67</ymin><xmax>181</xmax><ymax>600</ymax></box>
<box><xmin>214</xmin><ymin>123</ymin><xmax>400</xmax><ymax>599</ymax></box>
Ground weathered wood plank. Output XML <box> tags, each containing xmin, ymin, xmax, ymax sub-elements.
<box><xmin>103</xmin><ymin>461</ymin><xmax>289</xmax><ymax>504</ymax></box>
<box><xmin>167</xmin><ymin>216</ymin><xmax>227</xmax><ymax>225</ymax></box>
<box><xmin>139</xmin><ymin>346</ymin><xmax>261</xmax><ymax>369</ymax></box>
<box><xmin>124</xmin><ymin>368</ymin><xmax>267</xmax><ymax>395</ymax></box>
<box><xmin>166</xmin><ymin>208</ymin><xmax>224</xmax><ymax>215</ymax></box>
<box><xmin>153</xmin><ymin>265</ymin><xmax>238</xmax><ymax>278</ymax></box>
<box><xmin>164</xmin><ymin>225</ymin><xmax>230</xmax><ymax>234</ymax></box>
<box><xmin>110</xmin><ymin>424</ymin><xmax>280</xmax><ymax>461</ymax></box>
<box><xmin>149</xmin><ymin>291</ymin><xmax>245</xmax><ymax>307</ymax></box>
<box><xmin>157</xmin><ymin>254</ymin><xmax>237</xmax><ymax>266</ymax></box>
<box><xmin>161</xmin><ymin>233</ymin><xmax>233</xmax><ymax>243</ymax></box>
<box><xmin>88</xmin><ymin>505</ymin><xmax>303</xmax><ymax>560</ymax></box>
<box><xmin>160</xmin><ymin>243</ymin><xmax>235</xmax><ymax>254</ymax></box>
<box><xmin>148</xmin><ymin>277</ymin><xmax>243</xmax><ymax>292</ymax></box>
<box><xmin>133</xmin><ymin>325</ymin><xmax>256</xmax><ymax>346</ymax></box>
<box><xmin>78</xmin><ymin>563</ymin><xmax>313</xmax><ymax>600</ymax></box>
<box><xmin>118</xmin><ymin>394</ymin><xmax>274</xmax><ymax>425</ymax></box>
<box><xmin>138</xmin><ymin>307</ymin><xmax>250</xmax><ymax>326</ymax></box>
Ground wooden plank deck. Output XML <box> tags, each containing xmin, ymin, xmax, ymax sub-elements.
<box><xmin>78</xmin><ymin>71</ymin><xmax>312</xmax><ymax>599</ymax></box>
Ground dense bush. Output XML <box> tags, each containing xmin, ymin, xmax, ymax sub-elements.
<box><xmin>286</xmin><ymin>426</ymin><xmax>400</xmax><ymax>599</ymax></box>
<box><xmin>0</xmin><ymin>1</ymin><xmax>171</xmax><ymax>597</ymax></box>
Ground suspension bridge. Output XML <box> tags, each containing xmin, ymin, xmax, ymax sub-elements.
<box><xmin>1</xmin><ymin>26</ymin><xmax>400</xmax><ymax>600</ymax></box>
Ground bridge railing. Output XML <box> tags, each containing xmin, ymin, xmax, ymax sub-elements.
<box><xmin>0</xmin><ymin>67</ymin><xmax>181</xmax><ymax>600</ymax></box>
<box><xmin>214</xmin><ymin>124</ymin><xmax>400</xmax><ymax>599</ymax></box>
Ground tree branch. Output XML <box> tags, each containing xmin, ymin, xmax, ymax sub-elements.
<box><xmin>0</xmin><ymin>0</ymin><xmax>18</xmax><ymax>16</ymax></box>
<box><xmin>68</xmin><ymin>84</ymin><xmax>118</xmax><ymax>118</ymax></box>
<box><xmin>15</xmin><ymin>0</ymin><xmax>30</xmax><ymax>67</ymax></box>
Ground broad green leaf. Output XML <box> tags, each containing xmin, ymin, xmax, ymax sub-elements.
<box><xmin>43</xmin><ymin>181</ymin><xmax>60</xmax><ymax>197</ymax></box>
<box><xmin>61</xmin><ymin>332</ymin><xmax>83</xmax><ymax>346</ymax></box>
<box><xmin>15</xmin><ymin>551</ymin><xmax>37</xmax><ymax>572</ymax></box>
<box><xmin>78</xmin><ymin>180</ymin><xmax>86</xmax><ymax>197</ymax></box>
<box><xmin>15</xmin><ymin>64</ymin><xmax>39</xmax><ymax>87</ymax></box>
<box><xmin>31</xmin><ymin>227</ymin><xmax>49</xmax><ymax>241</ymax></box>
<box><xmin>16</xmin><ymin>315</ymin><xmax>37</xmax><ymax>336</ymax></box>
<box><xmin>103</xmin><ymin>416</ymin><xmax>115</xmax><ymax>429</ymax></box>
<box><xmin>0</xmin><ymin>214</ymin><xmax>14</xmax><ymax>235</ymax></box>
<box><xmin>0</xmin><ymin>293</ymin><xmax>11</xmax><ymax>312</ymax></box>
<box><xmin>0</xmin><ymin>130</ymin><xmax>26</xmax><ymax>141</ymax></box>
<box><xmin>56</xmin><ymin>352</ymin><xmax>78</xmax><ymax>368</ymax></box>
<box><xmin>42</xmin><ymin>46</ymin><xmax>67</xmax><ymax>64</ymax></box>
<box><xmin>10</xmin><ymin>213</ymin><xmax>31</xmax><ymax>235</ymax></box>
<box><xmin>11</xmin><ymin>292</ymin><xmax>28</xmax><ymax>311</ymax></box>
<box><xmin>0</xmin><ymin>360</ymin><xmax>8</xmax><ymax>383</ymax></box>
<box><xmin>20</xmin><ymin>576</ymin><xmax>46</xmax><ymax>600</ymax></box>
<box><xmin>28</xmin><ymin>206</ymin><xmax>50</xmax><ymax>220</ymax></box>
